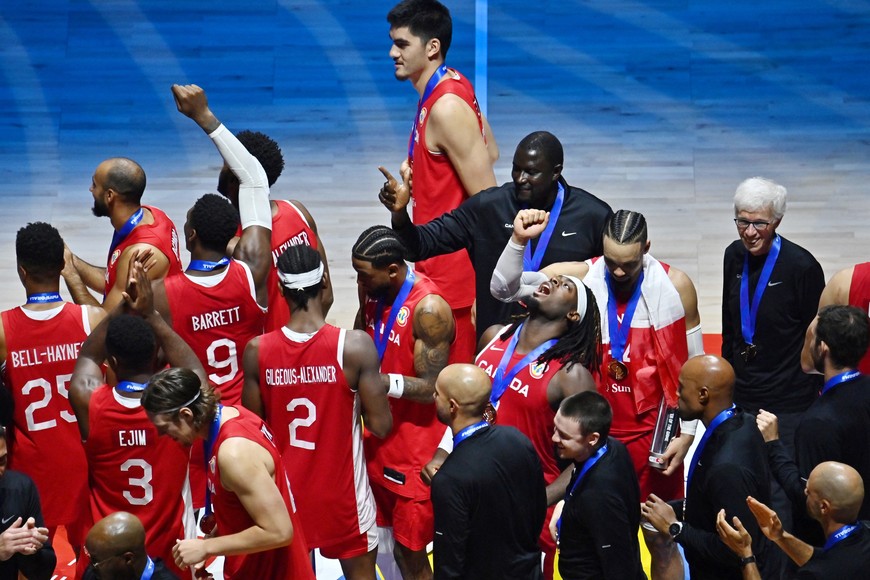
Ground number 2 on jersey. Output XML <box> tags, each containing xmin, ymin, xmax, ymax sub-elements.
<box><xmin>287</xmin><ymin>398</ymin><xmax>316</xmax><ymax>450</ymax></box>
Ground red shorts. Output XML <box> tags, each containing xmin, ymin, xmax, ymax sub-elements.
<box><xmin>452</xmin><ymin>306</ymin><xmax>476</xmax><ymax>364</ymax></box>
<box><xmin>371</xmin><ymin>483</ymin><xmax>433</xmax><ymax>551</ymax></box>
<box><xmin>319</xmin><ymin>523</ymin><xmax>378</xmax><ymax>560</ymax></box>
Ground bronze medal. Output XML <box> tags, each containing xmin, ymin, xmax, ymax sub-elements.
<box><xmin>483</xmin><ymin>402</ymin><xmax>497</xmax><ymax>425</ymax></box>
<box><xmin>200</xmin><ymin>513</ymin><xmax>216</xmax><ymax>536</ymax></box>
<box><xmin>608</xmin><ymin>360</ymin><xmax>629</xmax><ymax>381</ymax></box>
<box><xmin>741</xmin><ymin>343</ymin><xmax>757</xmax><ymax>362</ymax></box>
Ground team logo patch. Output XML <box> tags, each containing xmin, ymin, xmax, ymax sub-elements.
<box><xmin>396</xmin><ymin>306</ymin><xmax>410</xmax><ymax>327</ymax></box>
<box><xmin>529</xmin><ymin>361</ymin><xmax>547</xmax><ymax>379</ymax></box>
<box><xmin>418</xmin><ymin>107</ymin><xmax>428</xmax><ymax>126</ymax></box>
<box><xmin>209</xmin><ymin>456</ymin><xmax>216</xmax><ymax>474</ymax></box>
<box><xmin>109</xmin><ymin>249</ymin><xmax>121</xmax><ymax>267</ymax></box>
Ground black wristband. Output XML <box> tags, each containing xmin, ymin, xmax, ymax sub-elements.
<box><xmin>739</xmin><ymin>555</ymin><xmax>756</xmax><ymax>567</ymax></box>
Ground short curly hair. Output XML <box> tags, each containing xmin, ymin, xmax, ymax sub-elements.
<box><xmin>105</xmin><ymin>315</ymin><xmax>156</xmax><ymax>374</ymax></box>
<box><xmin>16</xmin><ymin>222</ymin><xmax>65</xmax><ymax>280</ymax></box>
<box><xmin>236</xmin><ymin>130</ymin><xmax>284</xmax><ymax>187</ymax></box>
<box><xmin>189</xmin><ymin>194</ymin><xmax>240</xmax><ymax>253</ymax></box>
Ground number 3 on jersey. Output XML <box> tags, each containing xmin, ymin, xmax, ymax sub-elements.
<box><xmin>288</xmin><ymin>398</ymin><xmax>316</xmax><ymax>450</ymax></box>
<box><xmin>121</xmin><ymin>458</ymin><xmax>153</xmax><ymax>506</ymax></box>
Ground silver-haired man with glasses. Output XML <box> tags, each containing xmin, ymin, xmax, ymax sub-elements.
<box><xmin>721</xmin><ymin>176</ymin><xmax>824</xmax><ymax>577</ymax></box>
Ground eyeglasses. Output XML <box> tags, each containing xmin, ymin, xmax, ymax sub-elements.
<box><xmin>734</xmin><ymin>218</ymin><xmax>772</xmax><ymax>231</ymax></box>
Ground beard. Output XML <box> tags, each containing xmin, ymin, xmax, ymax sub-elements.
<box><xmin>91</xmin><ymin>199</ymin><xmax>109</xmax><ymax>217</ymax></box>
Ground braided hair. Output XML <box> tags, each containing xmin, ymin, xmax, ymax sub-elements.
<box><xmin>352</xmin><ymin>226</ymin><xmax>406</xmax><ymax>267</ymax></box>
<box><xmin>606</xmin><ymin>209</ymin><xmax>647</xmax><ymax>246</ymax></box>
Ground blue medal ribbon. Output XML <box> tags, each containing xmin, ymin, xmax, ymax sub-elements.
<box><xmin>686</xmin><ymin>405</ymin><xmax>736</xmax><ymax>488</ymax></box>
<box><xmin>187</xmin><ymin>257</ymin><xmax>231</xmax><ymax>272</ymax></box>
<box><xmin>115</xmin><ymin>381</ymin><xmax>147</xmax><ymax>393</ymax></box>
<box><xmin>108</xmin><ymin>207</ymin><xmax>145</xmax><ymax>260</ymax></box>
<box><xmin>822</xmin><ymin>370</ymin><xmax>861</xmax><ymax>395</ymax></box>
<box><xmin>373</xmin><ymin>268</ymin><xmax>415</xmax><ymax>362</ymax></box>
<box><xmin>556</xmin><ymin>444</ymin><xmax>609</xmax><ymax>544</ymax></box>
<box><xmin>740</xmin><ymin>235</ymin><xmax>782</xmax><ymax>347</ymax></box>
<box><xmin>605</xmin><ymin>270</ymin><xmax>644</xmax><ymax>363</ymax></box>
<box><xmin>491</xmin><ymin>322</ymin><xmax>556</xmax><ymax>407</ymax></box>
<box><xmin>823</xmin><ymin>523</ymin><xmax>860</xmax><ymax>551</ymax></box>
<box><xmin>408</xmin><ymin>64</ymin><xmax>449</xmax><ymax>162</ymax></box>
<box><xmin>453</xmin><ymin>420</ymin><xmax>489</xmax><ymax>448</ymax></box>
<box><xmin>140</xmin><ymin>556</ymin><xmax>155</xmax><ymax>580</ymax></box>
<box><xmin>204</xmin><ymin>404</ymin><xmax>223</xmax><ymax>517</ymax></box>
<box><xmin>523</xmin><ymin>183</ymin><xmax>565</xmax><ymax>271</ymax></box>
<box><xmin>26</xmin><ymin>292</ymin><xmax>63</xmax><ymax>304</ymax></box>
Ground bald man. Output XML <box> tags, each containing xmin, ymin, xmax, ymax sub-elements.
<box><xmin>63</xmin><ymin>157</ymin><xmax>182</xmax><ymax>311</ymax></box>
<box><xmin>82</xmin><ymin>512</ymin><xmax>178</xmax><ymax>580</ymax></box>
<box><xmin>718</xmin><ymin>462</ymin><xmax>870</xmax><ymax>579</ymax></box>
<box><xmin>430</xmin><ymin>364</ymin><xmax>546</xmax><ymax>580</ymax></box>
<box><xmin>642</xmin><ymin>355</ymin><xmax>772</xmax><ymax>580</ymax></box>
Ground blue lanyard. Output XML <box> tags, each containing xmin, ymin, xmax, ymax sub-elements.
<box><xmin>556</xmin><ymin>444</ymin><xmax>609</xmax><ymax>543</ymax></box>
<box><xmin>823</xmin><ymin>523</ymin><xmax>860</xmax><ymax>551</ymax></box>
<box><xmin>822</xmin><ymin>370</ymin><xmax>861</xmax><ymax>395</ymax></box>
<box><xmin>408</xmin><ymin>64</ymin><xmax>449</xmax><ymax>161</ymax></box>
<box><xmin>140</xmin><ymin>556</ymin><xmax>155</xmax><ymax>580</ymax></box>
<box><xmin>115</xmin><ymin>381</ymin><xmax>147</xmax><ymax>393</ymax></box>
<box><xmin>686</xmin><ymin>405</ymin><xmax>736</xmax><ymax>488</ymax></box>
<box><xmin>108</xmin><ymin>207</ymin><xmax>145</xmax><ymax>260</ymax></box>
<box><xmin>740</xmin><ymin>235</ymin><xmax>781</xmax><ymax>346</ymax></box>
<box><xmin>491</xmin><ymin>323</ymin><xmax>556</xmax><ymax>407</ymax></box>
<box><xmin>204</xmin><ymin>404</ymin><xmax>223</xmax><ymax>516</ymax></box>
<box><xmin>373</xmin><ymin>268</ymin><xmax>415</xmax><ymax>361</ymax></box>
<box><xmin>523</xmin><ymin>183</ymin><xmax>565</xmax><ymax>271</ymax></box>
<box><xmin>26</xmin><ymin>292</ymin><xmax>63</xmax><ymax>304</ymax></box>
<box><xmin>605</xmin><ymin>270</ymin><xmax>644</xmax><ymax>362</ymax></box>
<box><xmin>453</xmin><ymin>421</ymin><xmax>489</xmax><ymax>448</ymax></box>
<box><xmin>187</xmin><ymin>257</ymin><xmax>231</xmax><ymax>272</ymax></box>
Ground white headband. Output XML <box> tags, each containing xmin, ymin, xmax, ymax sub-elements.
<box><xmin>562</xmin><ymin>275</ymin><xmax>587</xmax><ymax>324</ymax></box>
<box><xmin>277</xmin><ymin>263</ymin><xmax>324</xmax><ymax>290</ymax></box>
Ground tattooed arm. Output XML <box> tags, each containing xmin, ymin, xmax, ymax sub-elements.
<box><xmin>382</xmin><ymin>293</ymin><xmax>455</xmax><ymax>403</ymax></box>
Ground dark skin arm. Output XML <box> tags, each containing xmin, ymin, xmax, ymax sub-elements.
<box><xmin>241</xmin><ymin>337</ymin><xmax>265</xmax><ymax>419</ymax></box>
<box><xmin>344</xmin><ymin>330</ymin><xmax>392</xmax><ymax>437</ymax></box>
<box><xmin>382</xmin><ymin>294</ymin><xmax>455</xmax><ymax>403</ymax></box>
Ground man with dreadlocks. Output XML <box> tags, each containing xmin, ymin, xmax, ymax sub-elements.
<box><xmin>493</xmin><ymin>209</ymin><xmax>703</xmax><ymax>577</ymax></box>
<box><xmin>172</xmin><ymin>84</ymin><xmax>334</xmax><ymax>331</ymax></box>
<box><xmin>351</xmin><ymin>225</ymin><xmax>456</xmax><ymax>580</ymax></box>
<box><xmin>242</xmin><ymin>244</ymin><xmax>392</xmax><ymax>580</ymax></box>
<box><xmin>425</xmin><ymin>208</ymin><xmax>601</xmax><ymax>579</ymax></box>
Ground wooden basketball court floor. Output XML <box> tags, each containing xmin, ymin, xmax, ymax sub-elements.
<box><xmin>2</xmin><ymin>0</ymin><xmax>869</xmax><ymax>332</ymax></box>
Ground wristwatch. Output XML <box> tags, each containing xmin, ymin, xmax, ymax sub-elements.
<box><xmin>740</xmin><ymin>555</ymin><xmax>757</xmax><ymax>567</ymax></box>
<box><xmin>668</xmin><ymin>521</ymin><xmax>683</xmax><ymax>540</ymax></box>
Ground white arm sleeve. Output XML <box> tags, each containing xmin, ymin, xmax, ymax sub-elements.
<box><xmin>437</xmin><ymin>425</ymin><xmax>454</xmax><ymax>453</ymax></box>
<box><xmin>680</xmin><ymin>324</ymin><xmax>705</xmax><ymax>436</ymax></box>
<box><xmin>490</xmin><ymin>239</ymin><xmax>548</xmax><ymax>303</ymax></box>
<box><xmin>208</xmin><ymin>124</ymin><xmax>272</xmax><ymax>230</ymax></box>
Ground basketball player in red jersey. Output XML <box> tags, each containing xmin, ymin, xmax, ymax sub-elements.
<box><xmin>351</xmin><ymin>226</ymin><xmax>455</xmax><ymax>580</ymax></box>
<box><xmin>143</xmin><ymin>368</ymin><xmax>316</xmax><ymax>580</ymax></box>
<box><xmin>492</xmin><ymin>209</ymin><xmax>704</xmax><ymax>578</ymax></box>
<box><xmin>0</xmin><ymin>222</ymin><xmax>105</xmax><ymax>552</ymax></box>
<box><xmin>242</xmin><ymin>244</ymin><xmax>392</xmax><ymax>580</ymax></box>
<box><xmin>381</xmin><ymin>0</ymin><xmax>499</xmax><ymax>363</ymax></box>
<box><xmin>63</xmin><ymin>157</ymin><xmax>182</xmax><ymax>312</ymax></box>
<box><xmin>817</xmin><ymin>262</ymin><xmax>870</xmax><ymax>373</ymax></box>
<box><xmin>69</xmin><ymin>257</ymin><xmax>200</xmax><ymax>578</ymax></box>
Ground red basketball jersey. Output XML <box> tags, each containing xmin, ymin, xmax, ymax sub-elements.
<box><xmin>475</xmin><ymin>328</ymin><xmax>564</xmax><ymax>485</ymax></box>
<box><xmin>410</xmin><ymin>70</ymin><xmax>485</xmax><ymax>310</ymax></box>
<box><xmin>2</xmin><ymin>303</ymin><xmax>89</xmax><ymax>527</ymax></box>
<box><xmin>163</xmin><ymin>260</ymin><xmax>265</xmax><ymax>406</ymax></box>
<box><xmin>362</xmin><ymin>274</ymin><xmax>453</xmax><ymax>499</ymax></box>
<box><xmin>105</xmin><ymin>205</ymin><xmax>182</xmax><ymax>296</ymax></box>
<box><xmin>265</xmin><ymin>200</ymin><xmax>319</xmax><ymax>332</ymax></box>
<box><xmin>208</xmin><ymin>406</ymin><xmax>315</xmax><ymax>580</ymax></box>
<box><xmin>850</xmin><ymin>262</ymin><xmax>870</xmax><ymax>374</ymax></box>
<box><xmin>84</xmin><ymin>386</ymin><xmax>193</xmax><ymax>577</ymax></box>
<box><xmin>256</xmin><ymin>325</ymin><xmax>375</xmax><ymax>549</ymax></box>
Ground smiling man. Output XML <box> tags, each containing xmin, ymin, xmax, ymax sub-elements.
<box><xmin>380</xmin><ymin>131</ymin><xmax>612</xmax><ymax>341</ymax></box>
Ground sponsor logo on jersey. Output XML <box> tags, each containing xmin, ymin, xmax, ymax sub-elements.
<box><xmin>396</xmin><ymin>306</ymin><xmax>410</xmax><ymax>327</ymax></box>
<box><xmin>209</xmin><ymin>456</ymin><xmax>216</xmax><ymax>474</ymax></box>
<box><xmin>418</xmin><ymin>107</ymin><xmax>428</xmax><ymax>127</ymax></box>
<box><xmin>529</xmin><ymin>361</ymin><xmax>547</xmax><ymax>379</ymax></box>
<box><xmin>110</xmin><ymin>249</ymin><xmax>121</xmax><ymax>267</ymax></box>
